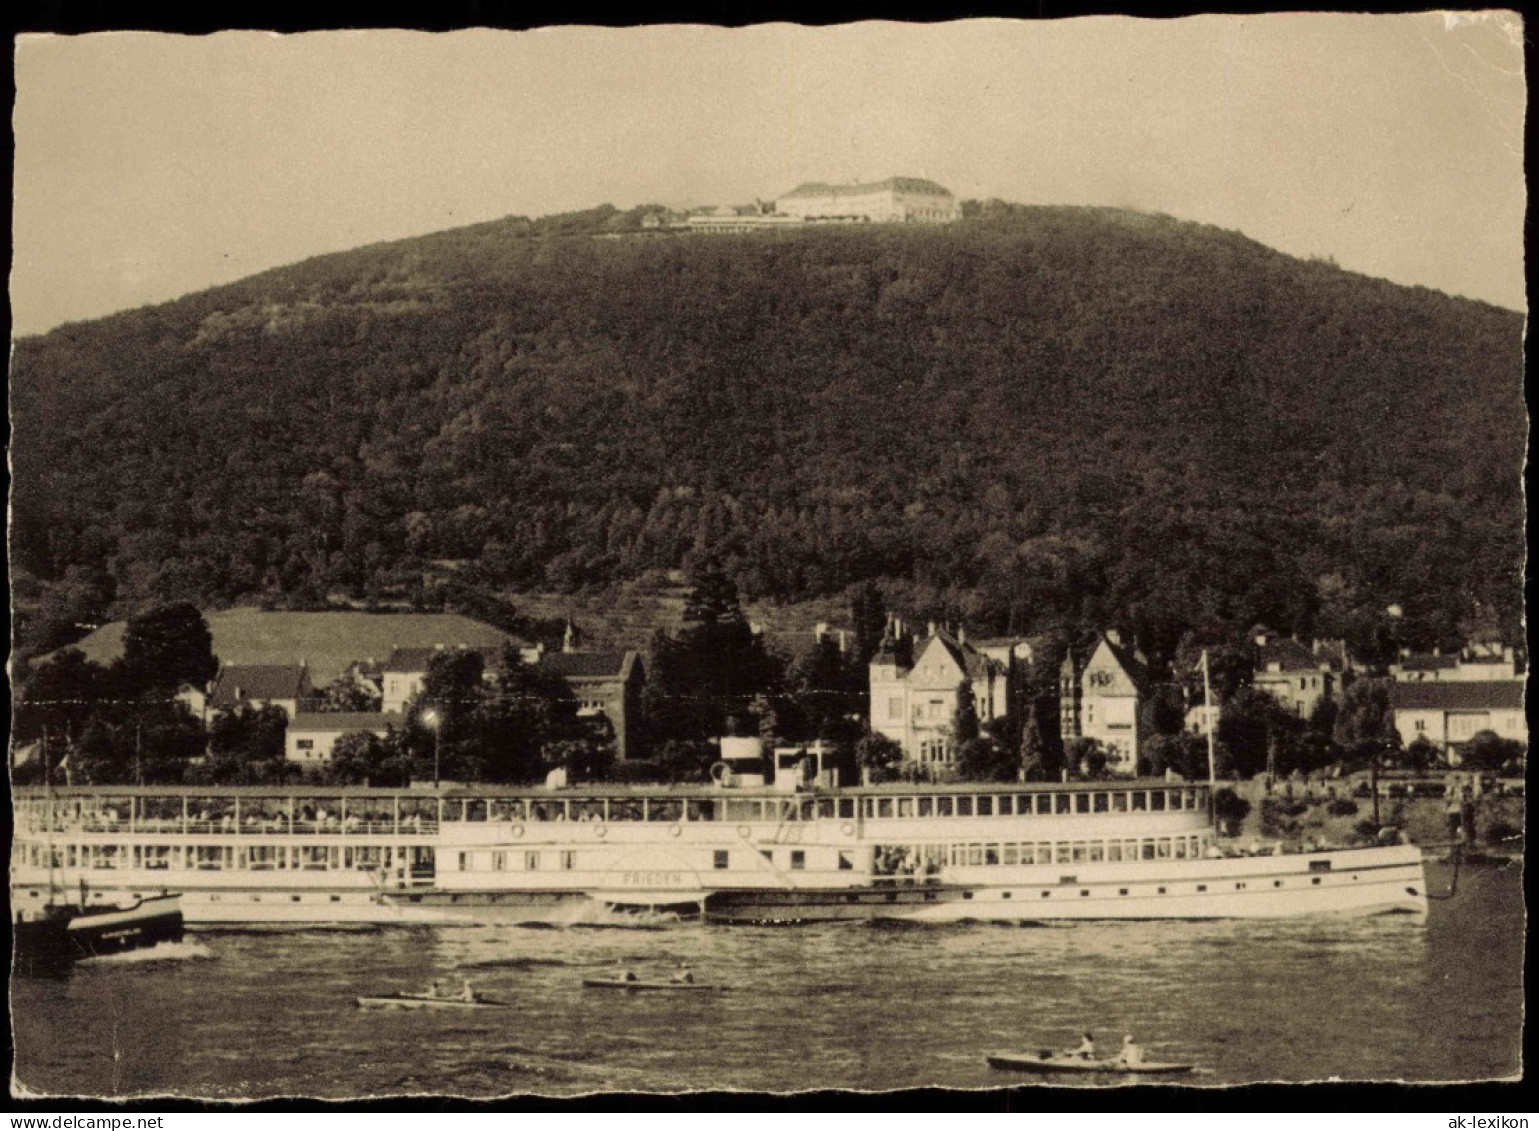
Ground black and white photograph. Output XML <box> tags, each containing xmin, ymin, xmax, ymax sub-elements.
<box><xmin>8</xmin><ymin>15</ymin><xmax>1526</xmax><ymax>1099</ymax></box>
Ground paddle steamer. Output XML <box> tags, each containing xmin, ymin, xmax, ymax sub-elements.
<box><xmin>11</xmin><ymin>776</ymin><xmax>1427</xmax><ymax>925</ymax></box>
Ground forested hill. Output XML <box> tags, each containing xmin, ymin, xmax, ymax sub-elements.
<box><xmin>10</xmin><ymin>204</ymin><xmax>1526</xmax><ymax>665</ymax></box>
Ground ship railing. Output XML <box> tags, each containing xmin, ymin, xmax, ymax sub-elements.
<box><xmin>17</xmin><ymin>817</ymin><xmax>438</xmax><ymax>838</ymax></box>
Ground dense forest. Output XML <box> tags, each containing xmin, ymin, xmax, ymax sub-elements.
<box><xmin>10</xmin><ymin>202</ymin><xmax>1526</xmax><ymax>669</ymax></box>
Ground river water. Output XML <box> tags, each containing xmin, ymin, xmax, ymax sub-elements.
<box><xmin>11</xmin><ymin>860</ymin><xmax>1522</xmax><ymax>1098</ymax></box>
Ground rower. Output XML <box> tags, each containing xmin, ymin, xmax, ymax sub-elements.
<box><xmin>1119</xmin><ymin>1035</ymin><xmax>1144</xmax><ymax>1067</ymax></box>
<box><xmin>1071</xmin><ymin>1032</ymin><xmax>1096</xmax><ymax>1060</ymax></box>
<box><xmin>460</xmin><ymin>978</ymin><xmax>477</xmax><ymax>1003</ymax></box>
<box><xmin>672</xmin><ymin>966</ymin><xmax>695</xmax><ymax>985</ymax></box>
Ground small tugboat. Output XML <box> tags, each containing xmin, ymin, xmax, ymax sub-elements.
<box><xmin>13</xmin><ymin>882</ymin><xmax>185</xmax><ymax>975</ymax></box>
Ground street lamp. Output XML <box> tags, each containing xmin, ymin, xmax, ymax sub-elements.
<box><xmin>422</xmin><ymin>708</ymin><xmax>442</xmax><ymax>788</ymax></box>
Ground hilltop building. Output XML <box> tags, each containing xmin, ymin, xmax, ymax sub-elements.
<box><xmin>869</xmin><ymin>622</ymin><xmax>1009</xmax><ymax>770</ymax></box>
<box><xmin>776</xmin><ymin>177</ymin><xmax>961</xmax><ymax>223</ymax></box>
<box><xmin>1059</xmin><ymin>632</ymin><xmax>1148</xmax><ymax>776</ymax></box>
<box><xmin>1390</xmin><ymin>642</ymin><xmax>1524</xmax><ymax>683</ymax></box>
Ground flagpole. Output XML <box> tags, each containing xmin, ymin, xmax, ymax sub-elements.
<box><xmin>1201</xmin><ymin>649</ymin><xmax>1217</xmax><ymax>788</ymax></box>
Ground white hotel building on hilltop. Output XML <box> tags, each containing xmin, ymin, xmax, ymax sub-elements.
<box><xmin>774</xmin><ymin>178</ymin><xmax>962</xmax><ymax>223</ymax></box>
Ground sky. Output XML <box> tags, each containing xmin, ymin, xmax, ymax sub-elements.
<box><xmin>10</xmin><ymin>15</ymin><xmax>1527</xmax><ymax>336</ymax></box>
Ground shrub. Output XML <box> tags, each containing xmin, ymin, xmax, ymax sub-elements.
<box><xmin>1326</xmin><ymin>798</ymin><xmax>1359</xmax><ymax>817</ymax></box>
<box><xmin>1483</xmin><ymin>820</ymin><xmax>1522</xmax><ymax>848</ymax></box>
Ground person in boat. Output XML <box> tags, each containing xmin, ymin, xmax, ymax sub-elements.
<box><xmin>460</xmin><ymin>978</ymin><xmax>477</xmax><ymax>1003</ymax></box>
<box><xmin>1118</xmin><ymin>1035</ymin><xmax>1144</xmax><ymax>1067</ymax></box>
<box><xmin>1070</xmin><ymin>1032</ymin><xmax>1097</xmax><ymax>1060</ymax></box>
<box><xmin>671</xmin><ymin>967</ymin><xmax>695</xmax><ymax>985</ymax></box>
<box><xmin>621</xmin><ymin>969</ymin><xmax>639</xmax><ymax>982</ymax></box>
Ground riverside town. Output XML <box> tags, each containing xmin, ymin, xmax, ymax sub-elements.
<box><xmin>10</xmin><ymin>18</ymin><xmax>1525</xmax><ymax>1103</ymax></box>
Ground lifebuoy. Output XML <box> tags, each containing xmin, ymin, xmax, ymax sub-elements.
<box><xmin>669</xmin><ymin>824</ymin><xmax>682</xmax><ymax>838</ymax></box>
<box><xmin>510</xmin><ymin>824</ymin><xmax>525</xmax><ymax>839</ymax></box>
<box><xmin>737</xmin><ymin>824</ymin><xmax>752</xmax><ymax>839</ymax></box>
<box><xmin>841</xmin><ymin>822</ymin><xmax>855</xmax><ymax>837</ymax></box>
<box><xmin>710</xmin><ymin>761</ymin><xmax>732</xmax><ymax>785</ymax></box>
<box><xmin>594</xmin><ymin>825</ymin><xmax>608</xmax><ymax>838</ymax></box>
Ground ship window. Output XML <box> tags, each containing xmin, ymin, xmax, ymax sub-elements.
<box><xmin>1236</xmin><ymin>883</ymin><xmax>1246</xmax><ymax>890</ymax></box>
<box><xmin>1075</xmin><ymin>793</ymin><xmax>1090</xmax><ymax>814</ymax></box>
<box><xmin>870</xmin><ymin>798</ymin><xmax>889</xmax><ymax>819</ymax></box>
<box><xmin>1002</xmin><ymin>891</ymin><xmax>1012</xmax><ymax>900</ymax></box>
<box><xmin>897</xmin><ymin>798</ymin><xmax>915</xmax><ymax>818</ymax></box>
<box><xmin>1071</xmin><ymin>843</ymin><xmax>1088</xmax><ymax>863</ymax></box>
<box><xmin>977</xmin><ymin>796</ymin><xmax>993</xmax><ymax>817</ymax></box>
<box><xmin>561</xmin><ymin>851</ymin><xmax>576</xmax><ymax>871</ymax></box>
<box><xmin>606</xmin><ymin>799</ymin><xmax>639</xmax><ymax>822</ymax></box>
<box><xmin>1038</xmin><ymin>842</ymin><xmax>1053</xmax><ymax>864</ymax></box>
<box><xmin>838</xmin><ymin>799</ymin><xmax>856</xmax><ymax>819</ymax></box>
<box><xmin>967</xmin><ymin>844</ymin><xmax>983</xmax><ymax>866</ymax></box>
<box><xmin>1158</xmin><ymin>887</ymin><xmax>1167</xmax><ymax>894</ymax></box>
<box><xmin>458</xmin><ymin>853</ymin><xmax>470</xmax><ymax>872</ymax></box>
<box><xmin>1052</xmin><ymin>794</ymin><xmax>1069</xmax><ymax>815</ymax></box>
<box><xmin>1174</xmin><ymin>839</ymin><xmax>1188</xmax><ymax>860</ymax></box>
<box><xmin>1119</xmin><ymin>888</ymin><xmax>1129</xmax><ymax>896</ymax></box>
<box><xmin>838</xmin><ymin>852</ymin><xmax>854</xmax><ymax>871</ymax></box>
<box><xmin>786</xmin><ymin>850</ymin><xmax>806</xmax><ymax>872</ymax></box>
<box><xmin>957</xmin><ymin>797</ymin><xmax>973</xmax><ymax>817</ymax></box>
<box><xmin>997</xmin><ymin>796</ymin><xmax>1013</xmax><ymax>816</ymax></box>
<box><xmin>1112</xmin><ymin>792</ymin><xmax>1129</xmax><ymax>812</ymax></box>
<box><xmin>1080</xmin><ymin>890</ymin><xmax>1090</xmax><ymax>897</ymax></box>
<box><xmin>714</xmin><ymin>850</ymin><xmax>730</xmax><ymax>870</ymax></box>
<box><xmin>962</xmin><ymin>891</ymin><xmax>973</xmax><ymax>900</ymax></box>
<box><xmin>1151</xmin><ymin>791</ymin><xmax>1166</xmax><ymax>811</ymax></box>
<box><xmin>1197</xmin><ymin>885</ymin><xmax>1208</xmax><ymax>893</ymax></box>
<box><xmin>816</xmin><ymin>799</ymin><xmax>835</xmax><ymax>820</ymax></box>
<box><xmin>1132</xmin><ymin>792</ymin><xmax>1148</xmax><ymax>811</ymax></box>
<box><xmin>1141</xmin><ymin>841</ymin><xmax>1156</xmax><ymax>861</ymax></box>
<box><xmin>1003</xmin><ymin>845</ymin><xmax>1018</xmax><ymax>865</ymax></box>
<box><xmin>1312</xmin><ymin>877</ymin><xmax>1322</xmax><ymax>885</ymax></box>
<box><xmin>493</xmin><ymin>852</ymin><xmax>506</xmax><ymax>872</ymax></box>
<box><xmin>1156</xmin><ymin>839</ymin><xmax>1172</xmax><ymax>859</ymax></box>
<box><xmin>1088</xmin><ymin>842</ymin><xmax>1105</xmax><ymax>862</ymax></box>
<box><xmin>917</xmin><ymin>797</ymin><xmax>934</xmax><ymax>817</ymax></box>
<box><xmin>330</xmin><ymin>895</ymin><xmax>342</xmax><ymax>903</ymax></box>
<box><xmin>1106</xmin><ymin>841</ymin><xmax>1122</xmax><ymax>862</ymax></box>
<box><xmin>985</xmin><ymin>846</ymin><xmax>1000</xmax><ymax>866</ymax></box>
<box><xmin>1055</xmin><ymin>843</ymin><xmax>1072</xmax><ymax>864</ymax></box>
<box><xmin>1274</xmin><ymin>880</ymin><xmax>1283</xmax><ymax>888</ymax></box>
<box><xmin>726</xmin><ymin>799</ymin><xmax>762</xmax><ymax>822</ymax></box>
<box><xmin>524</xmin><ymin>851</ymin><xmax>539</xmax><ymax>871</ymax></box>
<box><xmin>1019</xmin><ymin>844</ymin><xmax>1036</xmax><ymax>865</ymax></box>
<box><xmin>1041</xmin><ymin>891</ymin><xmax>1051</xmax><ymax>898</ymax></box>
<box><xmin>1309</xmin><ymin>860</ymin><xmax>1333</xmax><ymax>873</ymax></box>
<box><xmin>935</xmin><ymin>796</ymin><xmax>953</xmax><ymax>817</ymax></box>
<box><xmin>1093</xmin><ymin>793</ymin><xmax>1109</xmax><ymax>813</ymax></box>
<box><xmin>650</xmin><ymin>799</ymin><xmax>684</xmax><ymax>823</ymax></box>
<box><xmin>760</xmin><ymin>850</ymin><xmax>773</xmax><ymax>862</ymax></box>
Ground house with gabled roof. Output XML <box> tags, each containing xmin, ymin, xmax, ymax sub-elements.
<box><xmin>380</xmin><ymin>642</ymin><xmax>542</xmax><ymax>714</ymax></box>
<box><xmin>207</xmin><ymin>664</ymin><xmax>313</xmax><ymax>719</ymax></box>
<box><xmin>285</xmin><ymin>712</ymin><xmax>405</xmax><ymax>765</ymax></box>
<box><xmin>1250</xmin><ymin>629</ymin><xmax>1339</xmax><ymax>720</ymax></box>
<box><xmin>1390</xmin><ymin>680</ymin><xmax>1526</xmax><ymax>762</ymax></box>
<box><xmin>869</xmin><ymin>622</ymin><xmax>1009</xmax><ymax>771</ymax></box>
<box><xmin>1060</xmin><ymin>631</ymin><xmax>1148</xmax><ymax>776</ymax></box>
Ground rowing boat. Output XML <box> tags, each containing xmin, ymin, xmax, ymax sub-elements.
<box><xmin>986</xmin><ymin>1051</ymin><xmax>1194</xmax><ymax>1075</ymax></box>
<box><xmin>355</xmin><ymin>992</ymin><xmax>507</xmax><ymax>1010</ymax></box>
<box><xmin>581</xmin><ymin>977</ymin><xmax>721</xmax><ymax>991</ymax></box>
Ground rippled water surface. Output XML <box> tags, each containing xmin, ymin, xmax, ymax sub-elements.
<box><xmin>12</xmin><ymin>860</ymin><xmax>1522</xmax><ymax>1097</ymax></box>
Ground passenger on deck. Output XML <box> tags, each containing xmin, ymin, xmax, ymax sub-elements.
<box><xmin>1119</xmin><ymin>1035</ymin><xmax>1144</xmax><ymax>1067</ymax></box>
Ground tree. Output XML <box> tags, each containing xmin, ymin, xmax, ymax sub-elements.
<box><xmin>317</xmin><ymin>675</ymin><xmax>381</xmax><ymax>713</ymax></box>
<box><xmin>328</xmin><ymin>730</ymin><xmax>408</xmax><ymax>786</ymax></box>
<box><xmin>1216</xmin><ymin>687</ymin><xmax>1298</xmax><ymax>778</ymax></box>
<box><xmin>854</xmin><ymin>731</ymin><xmax>904</xmax><ymax>784</ymax></box>
<box><xmin>1403</xmin><ymin>734</ymin><xmax>1441</xmax><ymax>772</ymax></box>
<box><xmin>1141</xmin><ymin>731</ymin><xmax>1210</xmax><ymax>780</ymax></box>
<box><xmin>956</xmin><ymin>734</ymin><xmax>1017</xmax><ymax>782</ymax></box>
<box><xmin>119</xmin><ymin>602</ymin><xmax>219</xmax><ymax>694</ymax></box>
<box><xmin>1333</xmin><ymin>677</ymin><xmax>1397</xmax><ymax>762</ymax></box>
<box><xmin>1063</xmin><ymin>736</ymin><xmax>1106</xmax><ymax>779</ymax></box>
<box><xmin>1212</xmin><ymin>787</ymin><xmax>1252</xmax><ymax>835</ymax></box>
<box><xmin>953</xmin><ymin>680</ymin><xmax>981</xmax><ymax>744</ymax></box>
<box><xmin>1018</xmin><ymin>707</ymin><xmax>1049</xmax><ymax>781</ymax></box>
<box><xmin>1460</xmin><ymin>730</ymin><xmax>1524</xmax><ymax>773</ymax></box>
<box><xmin>206</xmin><ymin>704</ymin><xmax>291</xmax><ymax>783</ymax></box>
<box><xmin>849</xmin><ymin>581</ymin><xmax>887</xmax><ymax>668</ymax></box>
<box><xmin>642</xmin><ymin>558</ymin><xmax>783</xmax><ymax>746</ymax></box>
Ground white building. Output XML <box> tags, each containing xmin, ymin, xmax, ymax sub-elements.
<box><xmin>775</xmin><ymin>177</ymin><xmax>961</xmax><ymax>223</ymax></box>
<box><xmin>1060</xmin><ymin>633</ymin><xmax>1147</xmax><ymax>776</ymax></box>
<box><xmin>381</xmin><ymin>643</ymin><xmax>542</xmax><ymax>714</ymax></box>
<box><xmin>285</xmin><ymin>712</ymin><xmax>404</xmax><ymax>765</ymax></box>
<box><xmin>1391</xmin><ymin>681</ymin><xmax>1526</xmax><ymax>760</ymax></box>
<box><xmin>869</xmin><ymin>625</ymin><xmax>1008</xmax><ymax>771</ymax></box>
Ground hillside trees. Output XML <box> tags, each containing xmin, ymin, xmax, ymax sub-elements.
<box><xmin>8</xmin><ymin>208</ymin><xmax>1525</xmax><ymax>670</ymax></box>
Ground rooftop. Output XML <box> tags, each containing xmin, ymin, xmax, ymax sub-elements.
<box><xmin>288</xmin><ymin>712</ymin><xmax>405</xmax><ymax>732</ymax></box>
<box><xmin>208</xmin><ymin>665</ymin><xmax>309</xmax><ymax>708</ymax></box>
<box><xmin>1390</xmin><ymin>681</ymin><xmax>1525</xmax><ymax>710</ymax></box>
<box><xmin>780</xmin><ymin>177</ymin><xmax>953</xmax><ymax>200</ymax></box>
<box><xmin>541</xmin><ymin>651</ymin><xmax>637</xmax><ymax>679</ymax></box>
